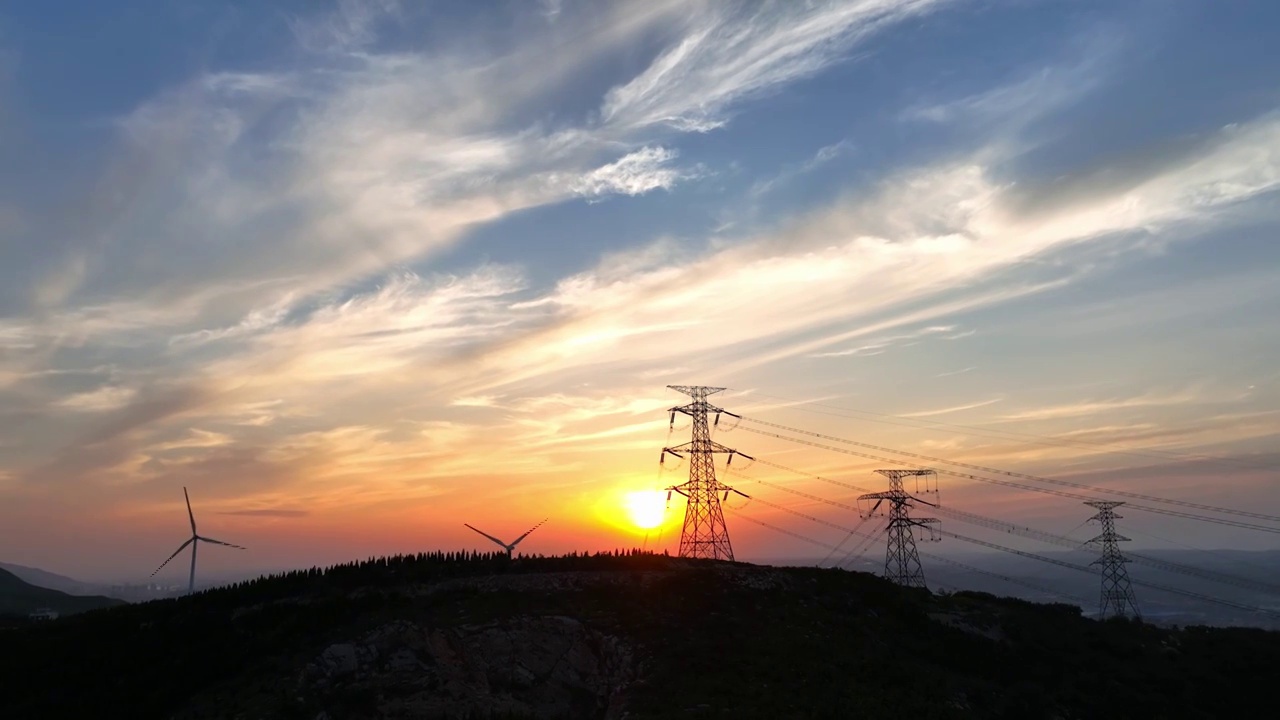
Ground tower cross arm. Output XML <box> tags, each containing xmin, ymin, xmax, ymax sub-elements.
<box><xmin>666</xmin><ymin>385</ymin><xmax>727</xmax><ymax>396</ymax></box>
<box><xmin>858</xmin><ymin>490</ymin><xmax>902</xmax><ymax>501</ymax></box>
<box><xmin>664</xmin><ymin>440</ymin><xmax>747</xmax><ymax>455</ymax></box>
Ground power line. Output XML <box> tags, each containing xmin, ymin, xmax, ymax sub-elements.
<box><xmin>936</xmin><ymin>528</ymin><xmax>1280</xmax><ymax>619</ymax></box>
<box><xmin>737</xmin><ymin>391</ymin><xmax>1279</xmax><ymax>471</ymax></box>
<box><xmin>824</xmin><ymin>515</ymin><xmax>885</xmax><ymax>566</ymax></box>
<box><xmin>747</xmin><ymin>495</ymin><xmax>877</xmax><ymax>540</ymax></box>
<box><xmin>818</xmin><ymin>515</ymin><xmax>875</xmax><ymax>567</ymax></box>
<box><xmin>838</xmin><ymin>524</ymin><xmax>887</xmax><ymax>570</ymax></box>
<box><xmin>930</xmin><ymin>504</ymin><xmax>1280</xmax><ymax>597</ymax></box>
<box><xmin>740</xmin><ymin>416</ymin><xmax>1280</xmax><ymax>524</ymax></box>
<box><xmin>726</xmin><ymin>468</ymin><xmax>861</xmax><ymax>514</ymax></box>
<box><xmin>751</xmin><ymin>456</ymin><xmax>875</xmax><ymax>494</ymax></box>
<box><xmin>920</xmin><ymin>551</ymin><xmax>1089</xmax><ymax>606</ymax></box>
<box><xmin>723</xmin><ymin>506</ymin><xmax>842</xmax><ymax>552</ymax></box>
<box><xmin>737</xmin><ymin>424</ymin><xmax>1280</xmax><ymax>535</ymax></box>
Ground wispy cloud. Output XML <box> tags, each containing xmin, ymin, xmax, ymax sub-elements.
<box><xmin>999</xmin><ymin>391</ymin><xmax>1200</xmax><ymax>422</ymax></box>
<box><xmin>810</xmin><ymin>325</ymin><xmax>959</xmax><ymax>358</ymax></box>
<box><xmin>901</xmin><ymin>398</ymin><xmax>1003</xmax><ymax>418</ymax></box>
<box><xmin>5</xmin><ymin>0</ymin><xmax>1280</xmax><ymax>572</ymax></box>
<box><xmin>572</xmin><ymin>146</ymin><xmax>690</xmax><ymax>197</ymax></box>
<box><xmin>749</xmin><ymin>139</ymin><xmax>854</xmax><ymax>198</ymax></box>
<box><xmin>54</xmin><ymin>386</ymin><xmax>137</xmax><ymax>413</ymax></box>
<box><xmin>601</xmin><ymin>0</ymin><xmax>953</xmax><ymax>132</ymax></box>
<box><xmin>218</xmin><ymin>508</ymin><xmax>310</xmax><ymax>518</ymax></box>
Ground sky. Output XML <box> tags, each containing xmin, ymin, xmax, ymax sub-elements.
<box><xmin>1</xmin><ymin>0</ymin><xmax>1278</xmax><ymax>584</ymax></box>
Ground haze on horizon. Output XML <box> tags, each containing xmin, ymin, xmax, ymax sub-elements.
<box><xmin>1</xmin><ymin>0</ymin><xmax>1278</xmax><ymax>585</ymax></box>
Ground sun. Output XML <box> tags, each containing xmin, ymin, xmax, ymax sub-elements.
<box><xmin>624</xmin><ymin>490</ymin><xmax>667</xmax><ymax>530</ymax></box>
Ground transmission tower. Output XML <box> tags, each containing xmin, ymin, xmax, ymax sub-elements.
<box><xmin>660</xmin><ymin>386</ymin><xmax>752</xmax><ymax>560</ymax></box>
<box><xmin>1085</xmin><ymin>501</ymin><xmax>1141</xmax><ymax>620</ymax></box>
<box><xmin>858</xmin><ymin>469</ymin><xmax>940</xmax><ymax>589</ymax></box>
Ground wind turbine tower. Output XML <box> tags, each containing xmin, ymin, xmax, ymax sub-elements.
<box><xmin>151</xmin><ymin>487</ymin><xmax>246</xmax><ymax>594</ymax></box>
<box><xmin>464</xmin><ymin>519</ymin><xmax>548</xmax><ymax>558</ymax></box>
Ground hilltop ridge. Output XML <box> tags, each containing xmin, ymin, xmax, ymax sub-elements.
<box><xmin>0</xmin><ymin>567</ymin><xmax>124</xmax><ymax>618</ymax></box>
<box><xmin>2</xmin><ymin>550</ymin><xmax>1277</xmax><ymax>719</ymax></box>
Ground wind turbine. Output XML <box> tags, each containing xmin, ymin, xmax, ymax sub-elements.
<box><xmin>464</xmin><ymin>518</ymin><xmax>548</xmax><ymax>558</ymax></box>
<box><xmin>151</xmin><ymin>487</ymin><xmax>245</xmax><ymax>594</ymax></box>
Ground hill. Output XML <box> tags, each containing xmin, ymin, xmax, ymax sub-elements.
<box><xmin>0</xmin><ymin>561</ymin><xmax>103</xmax><ymax>595</ymax></box>
<box><xmin>0</xmin><ymin>567</ymin><xmax>125</xmax><ymax>618</ymax></box>
<box><xmin>1</xmin><ymin>550</ymin><xmax>1277</xmax><ymax>719</ymax></box>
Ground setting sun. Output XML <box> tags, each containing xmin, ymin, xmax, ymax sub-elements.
<box><xmin>625</xmin><ymin>491</ymin><xmax>668</xmax><ymax>530</ymax></box>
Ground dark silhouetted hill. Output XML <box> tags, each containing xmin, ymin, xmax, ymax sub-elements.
<box><xmin>0</xmin><ymin>561</ymin><xmax>104</xmax><ymax>595</ymax></box>
<box><xmin>1</xmin><ymin>549</ymin><xmax>1277</xmax><ymax>719</ymax></box>
<box><xmin>0</xmin><ymin>567</ymin><xmax>125</xmax><ymax>617</ymax></box>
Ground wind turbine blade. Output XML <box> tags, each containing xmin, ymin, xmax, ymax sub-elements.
<box><xmin>184</xmin><ymin>486</ymin><xmax>197</xmax><ymax>534</ymax></box>
<box><xmin>198</xmin><ymin>536</ymin><xmax>246</xmax><ymax>550</ymax></box>
<box><xmin>151</xmin><ymin>538</ymin><xmax>194</xmax><ymax>576</ymax></box>
<box><xmin>510</xmin><ymin>518</ymin><xmax>549</xmax><ymax>547</ymax></box>
<box><xmin>464</xmin><ymin>524</ymin><xmax>510</xmax><ymax>549</ymax></box>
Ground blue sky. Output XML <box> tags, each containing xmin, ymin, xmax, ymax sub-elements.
<box><xmin>1</xmin><ymin>0</ymin><xmax>1278</xmax><ymax>581</ymax></box>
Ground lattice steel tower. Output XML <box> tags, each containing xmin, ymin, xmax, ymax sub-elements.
<box><xmin>858</xmin><ymin>469</ymin><xmax>940</xmax><ymax>589</ymax></box>
<box><xmin>1086</xmin><ymin>501</ymin><xmax>1141</xmax><ymax>620</ymax></box>
<box><xmin>660</xmin><ymin>386</ymin><xmax>751</xmax><ymax>560</ymax></box>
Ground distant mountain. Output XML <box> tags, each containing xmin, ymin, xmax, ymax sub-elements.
<box><xmin>1</xmin><ymin>550</ymin><xmax>1278</xmax><ymax>719</ymax></box>
<box><xmin>0</xmin><ymin>561</ymin><xmax>103</xmax><ymax>596</ymax></box>
<box><xmin>0</xmin><ymin>568</ymin><xmax>125</xmax><ymax>617</ymax></box>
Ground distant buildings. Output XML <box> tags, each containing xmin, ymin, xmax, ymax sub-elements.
<box><xmin>28</xmin><ymin>608</ymin><xmax>59</xmax><ymax>621</ymax></box>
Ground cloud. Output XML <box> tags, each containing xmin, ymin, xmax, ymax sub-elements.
<box><xmin>902</xmin><ymin>24</ymin><xmax>1122</xmax><ymax>134</ymax></box>
<box><xmin>451</xmin><ymin>396</ymin><xmax>501</xmax><ymax>408</ymax></box>
<box><xmin>218</xmin><ymin>508</ymin><xmax>310</xmax><ymax>518</ymax></box>
<box><xmin>53</xmin><ymin>385</ymin><xmax>137</xmax><ymax>413</ymax></box>
<box><xmin>287</xmin><ymin>0</ymin><xmax>402</xmax><ymax>53</ymax></box>
<box><xmin>810</xmin><ymin>324</ymin><xmax>958</xmax><ymax>358</ymax></box>
<box><xmin>151</xmin><ymin>429</ymin><xmax>233</xmax><ymax>452</ymax></box>
<box><xmin>5</xmin><ymin>0</ymin><xmax>1280</xmax><ymax>566</ymax></box>
<box><xmin>600</xmin><ymin>0</ymin><xmax>952</xmax><ymax>132</ymax></box>
<box><xmin>572</xmin><ymin>146</ymin><xmax>689</xmax><ymax>197</ymax></box>
<box><xmin>998</xmin><ymin>392</ymin><xmax>1200</xmax><ymax>422</ymax></box>
<box><xmin>900</xmin><ymin>398</ymin><xmax>1003</xmax><ymax>418</ymax></box>
<box><xmin>435</xmin><ymin>109</ymin><xmax>1280</xmax><ymax>399</ymax></box>
<box><xmin>750</xmin><ymin>139</ymin><xmax>855</xmax><ymax>198</ymax></box>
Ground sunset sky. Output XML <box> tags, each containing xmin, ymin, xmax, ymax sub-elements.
<box><xmin>2</xmin><ymin>0</ymin><xmax>1278</xmax><ymax>583</ymax></box>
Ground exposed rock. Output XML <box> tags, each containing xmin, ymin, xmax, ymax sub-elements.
<box><xmin>928</xmin><ymin>611</ymin><xmax>1006</xmax><ymax>642</ymax></box>
<box><xmin>296</xmin><ymin>616</ymin><xmax>634</xmax><ymax>719</ymax></box>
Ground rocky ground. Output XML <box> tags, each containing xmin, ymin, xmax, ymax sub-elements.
<box><xmin>4</xmin><ymin>552</ymin><xmax>1278</xmax><ymax>719</ymax></box>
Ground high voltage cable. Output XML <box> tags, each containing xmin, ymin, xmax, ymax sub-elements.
<box><xmin>751</xmin><ymin>456</ymin><xmax>874</xmax><ymax>494</ymax></box>
<box><xmin>932</xmin><ymin>505</ymin><xmax>1094</xmax><ymax>551</ymax></box>
<box><xmin>724</xmin><ymin>461</ymin><xmax>876</xmax><ymax>567</ymax></box>
<box><xmin>747</xmin><ymin>495</ymin><xmax>879</xmax><ymax>540</ymax></box>
<box><xmin>932</xmin><ymin>505</ymin><xmax>1280</xmax><ymax>597</ymax></box>
<box><xmin>1123</xmin><ymin>550</ymin><xmax>1280</xmax><ymax>597</ymax></box>
<box><xmin>738</xmin><ymin>425</ymin><xmax>1280</xmax><ymax>535</ymax></box>
<box><xmin>723</xmin><ymin>507</ymin><xmax>841</xmax><ymax>551</ymax></box>
<box><xmin>726</xmin><ymin>468</ymin><xmax>861</xmax><ymax>514</ymax></box>
<box><xmin>936</xmin><ymin>528</ymin><xmax>1280</xmax><ymax>618</ymax></box>
<box><xmin>837</xmin><ymin>522</ymin><xmax>887</xmax><ymax>571</ymax></box>
<box><xmin>737</xmin><ymin>391</ymin><xmax>1278</xmax><ymax>471</ymax></box>
<box><xmin>919</xmin><ymin>551</ymin><xmax>1089</xmax><ymax>606</ymax></box>
<box><xmin>818</xmin><ymin>515</ymin><xmax>874</xmax><ymax>567</ymax></box>
<box><xmin>741</xmin><ymin>416</ymin><xmax>1280</xmax><ymax>524</ymax></box>
<box><xmin>729</xmin><ymin>464</ymin><xmax>1280</xmax><ymax>617</ymax></box>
